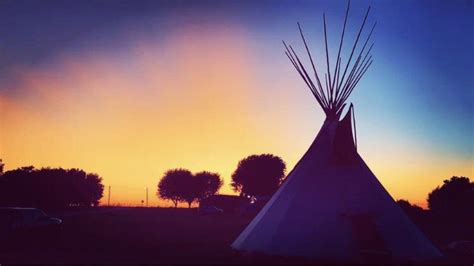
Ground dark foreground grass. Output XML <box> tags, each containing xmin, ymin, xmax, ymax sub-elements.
<box><xmin>0</xmin><ymin>207</ymin><xmax>470</xmax><ymax>264</ymax></box>
<box><xmin>0</xmin><ymin>207</ymin><xmax>254</xmax><ymax>264</ymax></box>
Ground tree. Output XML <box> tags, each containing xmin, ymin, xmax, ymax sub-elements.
<box><xmin>84</xmin><ymin>172</ymin><xmax>104</xmax><ymax>207</ymax></box>
<box><xmin>0</xmin><ymin>166</ymin><xmax>104</xmax><ymax>210</ymax></box>
<box><xmin>157</xmin><ymin>169</ymin><xmax>224</xmax><ymax>208</ymax></box>
<box><xmin>231</xmin><ymin>154</ymin><xmax>286</xmax><ymax>198</ymax></box>
<box><xmin>397</xmin><ymin>199</ymin><xmax>424</xmax><ymax>213</ymax></box>
<box><xmin>195</xmin><ymin>171</ymin><xmax>223</xmax><ymax>201</ymax></box>
<box><xmin>179</xmin><ymin>172</ymin><xmax>198</xmax><ymax>208</ymax></box>
<box><xmin>157</xmin><ymin>169</ymin><xmax>193</xmax><ymax>208</ymax></box>
<box><xmin>427</xmin><ymin>176</ymin><xmax>473</xmax><ymax>218</ymax></box>
<box><xmin>0</xmin><ymin>159</ymin><xmax>4</xmax><ymax>175</ymax></box>
<box><xmin>397</xmin><ymin>199</ymin><xmax>426</xmax><ymax>224</ymax></box>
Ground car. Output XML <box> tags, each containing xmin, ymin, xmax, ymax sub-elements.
<box><xmin>198</xmin><ymin>205</ymin><xmax>223</xmax><ymax>215</ymax></box>
<box><xmin>0</xmin><ymin>207</ymin><xmax>62</xmax><ymax>245</ymax></box>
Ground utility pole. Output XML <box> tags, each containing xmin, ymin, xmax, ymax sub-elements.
<box><xmin>108</xmin><ymin>186</ymin><xmax>111</xmax><ymax>206</ymax></box>
<box><xmin>146</xmin><ymin>187</ymin><xmax>149</xmax><ymax>207</ymax></box>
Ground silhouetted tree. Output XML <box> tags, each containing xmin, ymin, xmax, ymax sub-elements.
<box><xmin>397</xmin><ymin>199</ymin><xmax>424</xmax><ymax>213</ymax></box>
<box><xmin>422</xmin><ymin>176</ymin><xmax>474</xmax><ymax>245</ymax></box>
<box><xmin>231</xmin><ymin>154</ymin><xmax>286</xmax><ymax>198</ymax></box>
<box><xmin>195</xmin><ymin>171</ymin><xmax>223</xmax><ymax>201</ymax></box>
<box><xmin>84</xmin><ymin>172</ymin><xmax>104</xmax><ymax>207</ymax></box>
<box><xmin>428</xmin><ymin>176</ymin><xmax>473</xmax><ymax>219</ymax></box>
<box><xmin>157</xmin><ymin>169</ymin><xmax>224</xmax><ymax>208</ymax></box>
<box><xmin>397</xmin><ymin>199</ymin><xmax>427</xmax><ymax>225</ymax></box>
<box><xmin>157</xmin><ymin>169</ymin><xmax>193</xmax><ymax>208</ymax></box>
<box><xmin>180</xmin><ymin>172</ymin><xmax>198</xmax><ymax>208</ymax></box>
<box><xmin>0</xmin><ymin>166</ymin><xmax>104</xmax><ymax>210</ymax></box>
<box><xmin>0</xmin><ymin>159</ymin><xmax>4</xmax><ymax>175</ymax></box>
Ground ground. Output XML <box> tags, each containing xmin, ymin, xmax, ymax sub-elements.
<box><xmin>0</xmin><ymin>207</ymin><xmax>471</xmax><ymax>264</ymax></box>
<box><xmin>0</xmin><ymin>207</ymin><xmax>254</xmax><ymax>264</ymax></box>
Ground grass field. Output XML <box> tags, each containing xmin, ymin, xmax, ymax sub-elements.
<box><xmin>0</xmin><ymin>207</ymin><xmax>258</xmax><ymax>264</ymax></box>
<box><xmin>0</xmin><ymin>207</ymin><xmax>471</xmax><ymax>264</ymax></box>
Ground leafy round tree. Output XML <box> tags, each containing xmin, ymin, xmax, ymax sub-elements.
<box><xmin>231</xmin><ymin>154</ymin><xmax>286</xmax><ymax>198</ymax></box>
<box><xmin>428</xmin><ymin>176</ymin><xmax>473</xmax><ymax>217</ymax></box>
<box><xmin>195</xmin><ymin>171</ymin><xmax>223</xmax><ymax>201</ymax></box>
<box><xmin>157</xmin><ymin>169</ymin><xmax>193</xmax><ymax>208</ymax></box>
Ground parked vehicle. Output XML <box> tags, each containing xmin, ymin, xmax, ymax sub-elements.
<box><xmin>0</xmin><ymin>207</ymin><xmax>62</xmax><ymax>245</ymax></box>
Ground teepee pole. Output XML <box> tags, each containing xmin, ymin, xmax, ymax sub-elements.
<box><xmin>336</xmin><ymin>51</ymin><xmax>371</xmax><ymax>109</ymax></box>
<box><xmin>283</xmin><ymin>42</ymin><xmax>328</xmax><ymax>111</ymax></box>
<box><xmin>285</xmin><ymin>51</ymin><xmax>326</xmax><ymax>110</ymax></box>
<box><xmin>323</xmin><ymin>13</ymin><xmax>333</xmax><ymax>108</ymax></box>
<box><xmin>336</xmin><ymin>22</ymin><xmax>376</xmax><ymax>106</ymax></box>
<box><xmin>340</xmin><ymin>59</ymin><xmax>373</xmax><ymax>105</ymax></box>
<box><xmin>335</xmin><ymin>57</ymin><xmax>341</xmax><ymax>96</ymax></box>
<box><xmin>340</xmin><ymin>58</ymin><xmax>371</xmax><ymax>105</ymax></box>
<box><xmin>282</xmin><ymin>0</ymin><xmax>375</xmax><ymax>116</ymax></box>
<box><xmin>289</xmin><ymin>45</ymin><xmax>327</xmax><ymax>106</ymax></box>
<box><xmin>336</xmin><ymin>21</ymin><xmax>376</xmax><ymax>106</ymax></box>
<box><xmin>336</xmin><ymin>26</ymin><xmax>374</xmax><ymax>105</ymax></box>
<box><xmin>297</xmin><ymin>23</ymin><xmax>328</xmax><ymax>107</ymax></box>
<box><xmin>336</xmin><ymin>36</ymin><xmax>374</xmax><ymax>109</ymax></box>
<box><xmin>351</xmin><ymin>103</ymin><xmax>357</xmax><ymax>150</ymax></box>
<box><xmin>332</xmin><ymin>0</ymin><xmax>351</xmax><ymax>99</ymax></box>
<box><xmin>336</xmin><ymin>6</ymin><xmax>371</xmax><ymax>101</ymax></box>
<box><xmin>336</xmin><ymin>55</ymin><xmax>361</xmax><ymax>109</ymax></box>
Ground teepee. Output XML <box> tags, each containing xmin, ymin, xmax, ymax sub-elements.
<box><xmin>232</xmin><ymin>1</ymin><xmax>441</xmax><ymax>262</ymax></box>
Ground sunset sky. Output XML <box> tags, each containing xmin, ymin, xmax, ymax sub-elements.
<box><xmin>0</xmin><ymin>0</ymin><xmax>472</xmax><ymax>207</ymax></box>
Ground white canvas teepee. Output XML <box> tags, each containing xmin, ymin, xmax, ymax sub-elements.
<box><xmin>232</xmin><ymin>2</ymin><xmax>441</xmax><ymax>262</ymax></box>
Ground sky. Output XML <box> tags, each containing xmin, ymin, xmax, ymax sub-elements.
<box><xmin>0</xmin><ymin>0</ymin><xmax>472</xmax><ymax>207</ymax></box>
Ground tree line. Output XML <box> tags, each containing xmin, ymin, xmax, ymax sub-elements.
<box><xmin>157</xmin><ymin>154</ymin><xmax>286</xmax><ymax>207</ymax></box>
<box><xmin>398</xmin><ymin>176</ymin><xmax>473</xmax><ymax>220</ymax></box>
<box><xmin>157</xmin><ymin>169</ymin><xmax>223</xmax><ymax>208</ymax></box>
<box><xmin>397</xmin><ymin>176</ymin><xmax>473</xmax><ymax>245</ymax></box>
<box><xmin>156</xmin><ymin>154</ymin><xmax>473</xmax><ymax>223</ymax></box>
<box><xmin>0</xmin><ymin>155</ymin><xmax>472</xmax><ymax>225</ymax></box>
<box><xmin>0</xmin><ymin>160</ymin><xmax>103</xmax><ymax>210</ymax></box>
